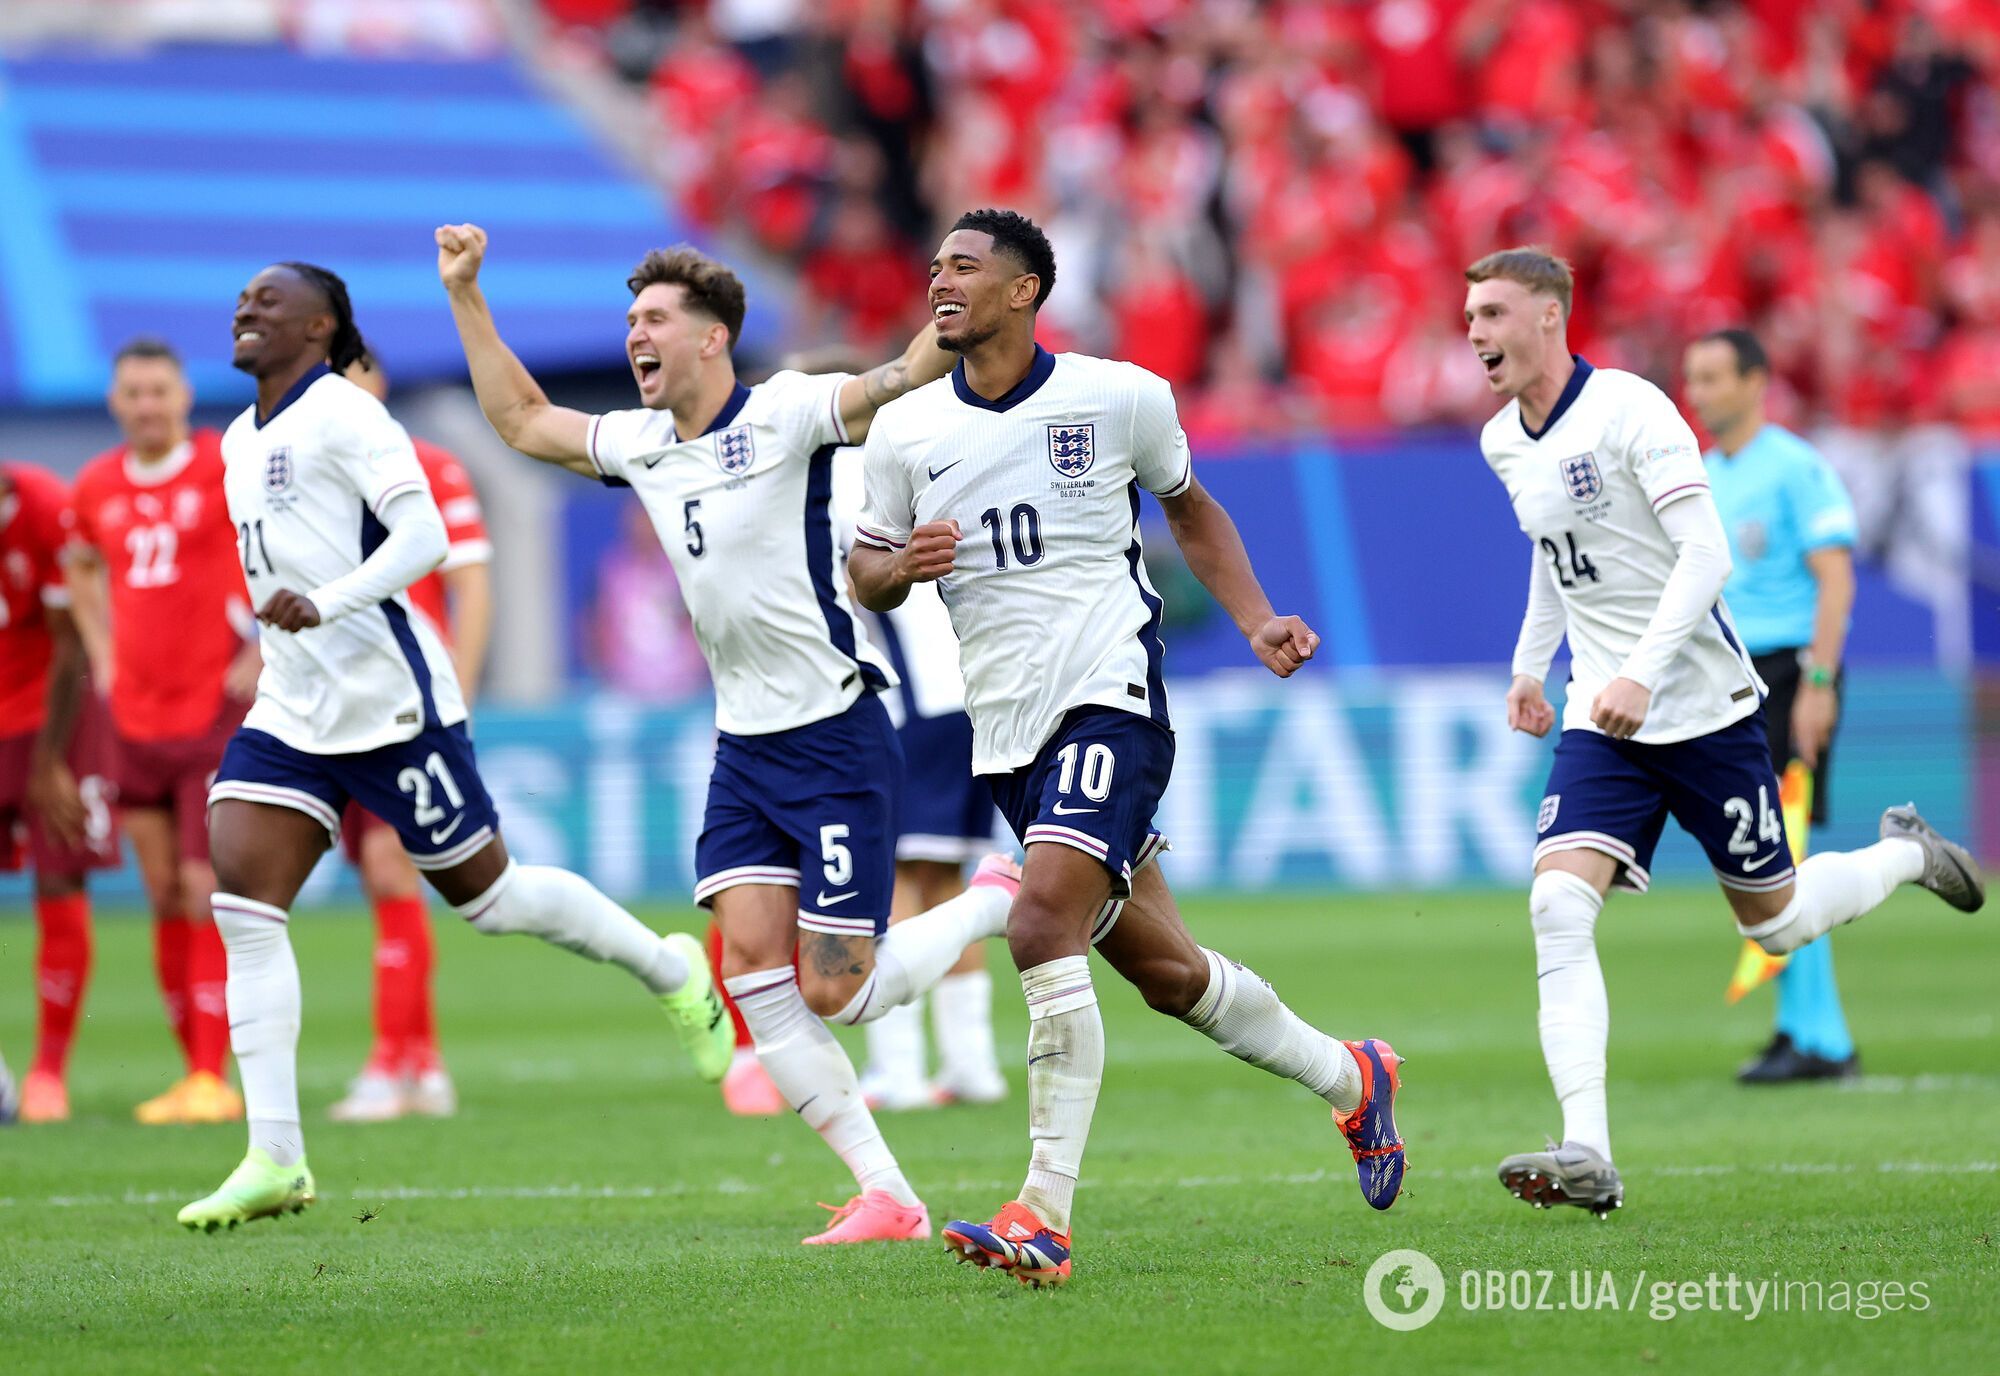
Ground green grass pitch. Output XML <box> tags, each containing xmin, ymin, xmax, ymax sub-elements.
<box><xmin>3</xmin><ymin>888</ymin><xmax>1996</xmax><ymax>1374</ymax></box>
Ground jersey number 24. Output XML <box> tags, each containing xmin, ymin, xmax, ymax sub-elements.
<box><xmin>1539</xmin><ymin>531</ymin><xmax>1599</xmax><ymax>588</ymax></box>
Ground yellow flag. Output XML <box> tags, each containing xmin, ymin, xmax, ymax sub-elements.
<box><xmin>1725</xmin><ymin>760</ymin><xmax>1813</xmax><ymax>1003</ymax></box>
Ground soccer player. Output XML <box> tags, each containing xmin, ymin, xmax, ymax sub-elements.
<box><xmin>438</xmin><ymin>225</ymin><xmax>1027</xmax><ymax>1245</ymax></box>
<box><xmin>324</xmin><ymin>352</ymin><xmax>494</xmax><ymax>1122</ymax></box>
<box><xmin>829</xmin><ymin>443</ymin><xmax>1008</xmax><ymax>1111</ymax></box>
<box><xmin>1467</xmin><ymin>247</ymin><xmax>1983</xmax><ymax>1215</ymax></box>
<box><xmin>850</xmin><ymin>209</ymin><xmax>1406</xmax><ymax>1287</ymax></box>
<box><xmin>178</xmin><ymin>262</ymin><xmax>732</xmax><ymax>1232</ymax></box>
<box><xmin>69</xmin><ymin>338</ymin><xmax>254</xmax><ymax>1126</ymax></box>
<box><xmin>1685</xmin><ymin>327</ymin><xmax>1862</xmax><ymax>1083</ymax></box>
<box><xmin>3</xmin><ymin>460</ymin><xmax>120</xmax><ymax>1123</ymax></box>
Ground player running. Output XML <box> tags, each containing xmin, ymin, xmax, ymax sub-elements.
<box><xmin>3</xmin><ymin>460</ymin><xmax>121</xmax><ymax>1123</ymax></box>
<box><xmin>178</xmin><ymin>262</ymin><xmax>731</xmax><ymax>1233</ymax></box>
<box><xmin>69</xmin><ymin>338</ymin><xmax>254</xmax><ymax>1126</ymax></box>
<box><xmin>325</xmin><ymin>351</ymin><xmax>494</xmax><ymax>1123</ymax></box>
<box><xmin>850</xmin><ymin>209</ymin><xmax>1406</xmax><ymax>1287</ymax></box>
<box><xmin>438</xmin><ymin>225</ymin><xmax>1022</xmax><ymax>1244</ymax></box>
<box><xmin>1467</xmin><ymin>247</ymin><xmax>1984</xmax><ymax>1216</ymax></box>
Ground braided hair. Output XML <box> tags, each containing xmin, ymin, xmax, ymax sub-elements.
<box><xmin>277</xmin><ymin>261</ymin><xmax>371</xmax><ymax>374</ymax></box>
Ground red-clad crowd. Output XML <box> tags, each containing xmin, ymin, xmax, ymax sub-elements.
<box><xmin>542</xmin><ymin>0</ymin><xmax>2000</xmax><ymax>439</ymax></box>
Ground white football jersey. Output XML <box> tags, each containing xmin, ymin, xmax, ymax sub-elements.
<box><xmin>1481</xmin><ymin>358</ymin><xmax>1763</xmax><ymax>744</ymax></box>
<box><xmin>222</xmin><ymin>367</ymin><xmax>466</xmax><ymax>755</ymax></box>
<box><xmin>588</xmin><ymin>370</ymin><xmax>893</xmax><ymax>736</ymax></box>
<box><xmin>831</xmin><ymin>447</ymin><xmax>964</xmax><ymax>721</ymax></box>
<box><xmin>856</xmin><ymin>348</ymin><xmax>1191</xmax><ymax>774</ymax></box>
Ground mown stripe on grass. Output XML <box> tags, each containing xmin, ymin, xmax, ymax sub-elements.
<box><xmin>5</xmin><ymin>1160</ymin><xmax>1993</xmax><ymax>1210</ymax></box>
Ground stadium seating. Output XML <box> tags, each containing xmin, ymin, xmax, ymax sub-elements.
<box><xmin>0</xmin><ymin>43</ymin><xmax>745</xmax><ymax>405</ymax></box>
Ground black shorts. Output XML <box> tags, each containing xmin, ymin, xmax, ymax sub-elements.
<box><xmin>1751</xmin><ymin>648</ymin><xmax>1839</xmax><ymax>824</ymax></box>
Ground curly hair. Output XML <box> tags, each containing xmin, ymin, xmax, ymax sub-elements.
<box><xmin>951</xmin><ymin>208</ymin><xmax>1057</xmax><ymax>309</ymax></box>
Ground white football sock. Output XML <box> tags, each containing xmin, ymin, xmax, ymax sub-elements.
<box><xmin>933</xmin><ymin>969</ymin><xmax>1000</xmax><ymax>1084</ymax></box>
<box><xmin>829</xmin><ymin>884</ymin><xmax>1010</xmax><ymax>1026</ymax></box>
<box><xmin>1017</xmin><ymin>956</ymin><xmax>1103</xmax><ymax>1235</ymax></box>
<box><xmin>1181</xmin><ymin>948</ymin><xmax>1361</xmax><ymax>1112</ymax></box>
<box><xmin>1738</xmin><ymin>840</ymin><xmax>1924</xmax><ymax>955</ymax></box>
<box><xmin>457</xmin><ymin>861</ymin><xmax>687</xmax><ymax>994</ymax></box>
<box><xmin>725</xmin><ymin>967</ymin><xmax>918</xmax><ymax>1206</ymax></box>
<box><xmin>1530</xmin><ymin>869</ymin><xmax>1610</xmax><ymax>1161</ymax></box>
<box><xmin>212</xmin><ymin>895</ymin><xmax>304</xmax><ymax>1167</ymax></box>
<box><xmin>863</xmin><ymin>999</ymin><xmax>927</xmax><ymax>1090</ymax></box>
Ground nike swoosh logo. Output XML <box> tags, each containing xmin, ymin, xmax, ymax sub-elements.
<box><xmin>1742</xmin><ymin>850</ymin><xmax>1781</xmax><ymax>872</ymax></box>
<box><xmin>430</xmin><ymin>816</ymin><xmax>464</xmax><ymax>846</ymax></box>
<box><xmin>1027</xmin><ymin>1052</ymin><xmax>1061</xmax><ymax>1065</ymax></box>
<box><xmin>815</xmin><ymin>890</ymin><xmax>858</xmax><ymax>907</ymax></box>
<box><xmin>928</xmin><ymin>460</ymin><xmax>963</xmax><ymax>480</ymax></box>
<box><xmin>643</xmin><ymin>453</ymin><xmax>666</xmax><ymax>468</ymax></box>
<box><xmin>1051</xmin><ymin>802</ymin><xmax>1097</xmax><ymax>816</ymax></box>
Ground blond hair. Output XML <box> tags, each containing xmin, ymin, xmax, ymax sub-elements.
<box><xmin>1464</xmin><ymin>247</ymin><xmax>1575</xmax><ymax>320</ymax></box>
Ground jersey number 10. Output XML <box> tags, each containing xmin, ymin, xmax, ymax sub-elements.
<box><xmin>981</xmin><ymin>504</ymin><xmax>1044</xmax><ymax>569</ymax></box>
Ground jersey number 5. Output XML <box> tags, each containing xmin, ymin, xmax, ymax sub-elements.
<box><xmin>683</xmin><ymin>499</ymin><xmax>705</xmax><ymax>558</ymax></box>
<box><xmin>1539</xmin><ymin>531</ymin><xmax>1599</xmax><ymax>588</ymax></box>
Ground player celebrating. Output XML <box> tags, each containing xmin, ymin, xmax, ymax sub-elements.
<box><xmin>325</xmin><ymin>351</ymin><xmax>495</xmax><ymax>1123</ymax></box>
<box><xmin>438</xmin><ymin>225</ymin><xmax>1021</xmax><ymax>1244</ymax></box>
<box><xmin>3</xmin><ymin>459</ymin><xmax>120</xmax><ymax>1124</ymax></box>
<box><xmin>69</xmin><ymin>338</ymin><xmax>254</xmax><ymax>1126</ymax></box>
<box><xmin>1467</xmin><ymin>247</ymin><xmax>1983</xmax><ymax>1215</ymax></box>
<box><xmin>850</xmin><ymin>209</ymin><xmax>1406</xmax><ymax>1287</ymax></box>
<box><xmin>178</xmin><ymin>262</ymin><xmax>731</xmax><ymax>1232</ymax></box>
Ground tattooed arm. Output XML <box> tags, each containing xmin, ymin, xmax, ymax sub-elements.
<box><xmin>835</xmin><ymin>322</ymin><xmax>952</xmax><ymax>445</ymax></box>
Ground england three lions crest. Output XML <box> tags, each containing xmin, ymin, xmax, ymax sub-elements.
<box><xmin>1560</xmin><ymin>451</ymin><xmax>1602</xmax><ymax>503</ymax></box>
<box><xmin>715</xmin><ymin>424</ymin><xmax>754</xmax><ymax>475</ymax></box>
<box><xmin>263</xmin><ymin>447</ymin><xmax>293</xmax><ymax>495</ymax></box>
<box><xmin>1048</xmin><ymin>423</ymin><xmax>1095</xmax><ymax>478</ymax></box>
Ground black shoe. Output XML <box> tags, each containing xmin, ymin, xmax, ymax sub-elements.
<box><xmin>1738</xmin><ymin>1033</ymin><xmax>1861</xmax><ymax>1084</ymax></box>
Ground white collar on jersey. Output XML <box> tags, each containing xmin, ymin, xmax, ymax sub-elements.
<box><xmin>123</xmin><ymin>439</ymin><xmax>195</xmax><ymax>488</ymax></box>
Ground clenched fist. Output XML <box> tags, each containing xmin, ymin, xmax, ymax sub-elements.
<box><xmin>436</xmin><ymin>223</ymin><xmax>489</xmax><ymax>290</ymax></box>
<box><xmin>1251</xmin><ymin>615</ymin><xmax>1318</xmax><ymax>678</ymax></box>
<box><xmin>896</xmin><ymin>520</ymin><xmax>962</xmax><ymax>584</ymax></box>
<box><xmin>257</xmin><ymin>589</ymin><xmax>322</xmax><ymax>633</ymax></box>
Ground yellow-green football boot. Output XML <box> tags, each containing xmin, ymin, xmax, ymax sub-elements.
<box><xmin>178</xmin><ymin>1149</ymin><xmax>316</xmax><ymax>1232</ymax></box>
<box><xmin>658</xmin><ymin>932</ymin><xmax>732</xmax><ymax>1083</ymax></box>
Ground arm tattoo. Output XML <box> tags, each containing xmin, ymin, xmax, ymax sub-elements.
<box><xmin>860</xmin><ymin>360</ymin><xmax>909</xmax><ymax>409</ymax></box>
<box><xmin>804</xmin><ymin>931</ymin><xmax>866</xmax><ymax>979</ymax></box>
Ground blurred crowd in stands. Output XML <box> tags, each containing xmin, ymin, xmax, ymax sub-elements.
<box><xmin>0</xmin><ymin>0</ymin><xmax>503</xmax><ymax>53</ymax></box>
<box><xmin>536</xmin><ymin>0</ymin><xmax>2000</xmax><ymax>443</ymax></box>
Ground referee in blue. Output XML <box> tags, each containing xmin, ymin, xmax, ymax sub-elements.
<box><xmin>1685</xmin><ymin>328</ymin><xmax>1861</xmax><ymax>1083</ymax></box>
